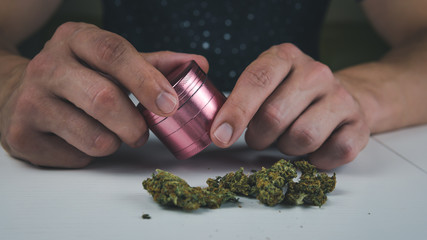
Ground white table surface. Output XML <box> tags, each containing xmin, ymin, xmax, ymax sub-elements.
<box><xmin>374</xmin><ymin>125</ymin><xmax>427</xmax><ymax>173</ymax></box>
<box><xmin>1</xmin><ymin>126</ymin><xmax>427</xmax><ymax>240</ymax></box>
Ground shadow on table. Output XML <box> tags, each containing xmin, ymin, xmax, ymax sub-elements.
<box><xmin>84</xmin><ymin>136</ymin><xmax>380</xmax><ymax>177</ymax></box>
<box><xmin>86</xmin><ymin>139</ymin><xmax>289</xmax><ymax>175</ymax></box>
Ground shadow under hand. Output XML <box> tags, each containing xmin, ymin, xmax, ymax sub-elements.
<box><xmin>86</xmin><ymin>138</ymin><xmax>288</xmax><ymax>175</ymax></box>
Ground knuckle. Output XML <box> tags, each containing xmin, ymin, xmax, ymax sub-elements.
<box><xmin>88</xmin><ymin>132</ymin><xmax>120</xmax><ymax>156</ymax></box>
<box><xmin>54</xmin><ymin>22</ymin><xmax>77</xmax><ymax>37</ymax></box>
<box><xmin>311</xmin><ymin>61</ymin><xmax>334</xmax><ymax>82</ymax></box>
<box><xmin>258</xmin><ymin>103</ymin><xmax>284</xmax><ymax>131</ymax></box>
<box><xmin>338</xmin><ymin>122</ymin><xmax>369</xmax><ymax>164</ymax></box>
<box><xmin>14</xmin><ymin>90</ymin><xmax>32</xmax><ymax>111</ymax></box>
<box><xmin>51</xmin><ymin>22</ymin><xmax>94</xmax><ymax>45</ymax></box>
<box><xmin>129</xmin><ymin>126</ymin><xmax>148</xmax><ymax>146</ymax></box>
<box><xmin>47</xmin><ymin>65</ymin><xmax>72</xmax><ymax>90</ymax></box>
<box><xmin>56</xmin><ymin>22</ymin><xmax>80</xmax><ymax>34</ymax></box>
<box><xmin>331</xmin><ymin>86</ymin><xmax>361</xmax><ymax>118</ymax></box>
<box><xmin>90</xmin><ymin>84</ymin><xmax>121</xmax><ymax>113</ymax></box>
<box><xmin>94</xmin><ymin>34</ymin><xmax>129</xmax><ymax>65</ymax></box>
<box><xmin>335</xmin><ymin>140</ymin><xmax>358</xmax><ymax>164</ymax></box>
<box><xmin>4</xmin><ymin>124</ymin><xmax>28</xmax><ymax>154</ymax></box>
<box><xmin>336</xmin><ymin>86</ymin><xmax>356</xmax><ymax>108</ymax></box>
<box><xmin>299</xmin><ymin>61</ymin><xmax>334</xmax><ymax>91</ymax></box>
<box><xmin>118</xmin><ymin>120</ymin><xmax>147</xmax><ymax>147</ymax></box>
<box><xmin>243</xmin><ymin>66</ymin><xmax>274</xmax><ymax>88</ymax></box>
<box><xmin>26</xmin><ymin>53</ymin><xmax>56</xmax><ymax>79</ymax></box>
<box><xmin>288</xmin><ymin>125</ymin><xmax>320</xmax><ymax>150</ymax></box>
<box><xmin>12</xmin><ymin>89</ymin><xmax>42</xmax><ymax>120</ymax></box>
<box><xmin>272</xmin><ymin>43</ymin><xmax>301</xmax><ymax>61</ymax></box>
<box><xmin>55</xmin><ymin>22</ymin><xmax>96</xmax><ymax>38</ymax></box>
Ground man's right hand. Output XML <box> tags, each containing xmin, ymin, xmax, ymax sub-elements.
<box><xmin>0</xmin><ymin>22</ymin><xmax>208</xmax><ymax>168</ymax></box>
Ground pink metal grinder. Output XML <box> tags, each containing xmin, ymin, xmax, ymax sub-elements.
<box><xmin>139</xmin><ymin>60</ymin><xmax>226</xmax><ymax>159</ymax></box>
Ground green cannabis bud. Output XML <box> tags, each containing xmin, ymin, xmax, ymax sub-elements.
<box><xmin>142</xmin><ymin>169</ymin><xmax>237</xmax><ymax>210</ymax></box>
<box><xmin>143</xmin><ymin>159</ymin><xmax>336</xmax><ymax>210</ymax></box>
<box><xmin>209</xmin><ymin>167</ymin><xmax>252</xmax><ymax>196</ymax></box>
<box><xmin>284</xmin><ymin>160</ymin><xmax>336</xmax><ymax>206</ymax></box>
<box><xmin>208</xmin><ymin>159</ymin><xmax>298</xmax><ymax>206</ymax></box>
<box><xmin>248</xmin><ymin>159</ymin><xmax>298</xmax><ymax>206</ymax></box>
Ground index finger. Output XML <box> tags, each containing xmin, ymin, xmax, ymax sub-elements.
<box><xmin>210</xmin><ymin>44</ymin><xmax>301</xmax><ymax>147</ymax></box>
<box><xmin>66</xmin><ymin>23</ymin><xmax>178</xmax><ymax>116</ymax></box>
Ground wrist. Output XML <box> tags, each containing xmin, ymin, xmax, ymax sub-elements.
<box><xmin>0</xmin><ymin>51</ymin><xmax>29</xmax><ymax>114</ymax></box>
<box><xmin>334</xmin><ymin>63</ymin><xmax>403</xmax><ymax>134</ymax></box>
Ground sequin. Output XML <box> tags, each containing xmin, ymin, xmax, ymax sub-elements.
<box><xmin>182</xmin><ymin>20</ymin><xmax>191</xmax><ymax>28</ymax></box>
<box><xmin>203</xmin><ymin>30</ymin><xmax>210</xmax><ymax>37</ymax></box>
<box><xmin>202</xmin><ymin>42</ymin><xmax>210</xmax><ymax>49</ymax></box>
<box><xmin>223</xmin><ymin>33</ymin><xmax>231</xmax><ymax>40</ymax></box>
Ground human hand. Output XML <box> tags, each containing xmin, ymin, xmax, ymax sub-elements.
<box><xmin>0</xmin><ymin>22</ymin><xmax>208</xmax><ymax>168</ymax></box>
<box><xmin>210</xmin><ymin>43</ymin><xmax>370</xmax><ymax>170</ymax></box>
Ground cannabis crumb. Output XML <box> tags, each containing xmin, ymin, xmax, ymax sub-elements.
<box><xmin>142</xmin><ymin>159</ymin><xmax>336</xmax><ymax>211</ymax></box>
<box><xmin>141</xmin><ymin>214</ymin><xmax>151</xmax><ymax>219</ymax></box>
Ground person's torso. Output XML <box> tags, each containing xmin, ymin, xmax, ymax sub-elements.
<box><xmin>102</xmin><ymin>0</ymin><xmax>330</xmax><ymax>90</ymax></box>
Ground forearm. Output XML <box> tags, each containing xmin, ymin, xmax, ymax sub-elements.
<box><xmin>0</xmin><ymin>0</ymin><xmax>61</xmax><ymax>128</ymax></box>
<box><xmin>337</xmin><ymin>31</ymin><xmax>427</xmax><ymax>133</ymax></box>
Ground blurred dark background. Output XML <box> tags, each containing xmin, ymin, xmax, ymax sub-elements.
<box><xmin>18</xmin><ymin>0</ymin><xmax>389</xmax><ymax>72</ymax></box>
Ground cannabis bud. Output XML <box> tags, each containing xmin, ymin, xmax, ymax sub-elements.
<box><xmin>247</xmin><ymin>159</ymin><xmax>298</xmax><ymax>206</ymax></box>
<box><xmin>142</xmin><ymin>169</ymin><xmax>237</xmax><ymax>210</ymax></box>
<box><xmin>284</xmin><ymin>161</ymin><xmax>336</xmax><ymax>206</ymax></box>
<box><xmin>143</xmin><ymin>159</ymin><xmax>336</xmax><ymax>210</ymax></box>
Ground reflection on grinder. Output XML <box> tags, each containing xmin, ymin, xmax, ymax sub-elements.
<box><xmin>139</xmin><ymin>60</ymin><xmax>226</xmax><ymax>159</ymax></box>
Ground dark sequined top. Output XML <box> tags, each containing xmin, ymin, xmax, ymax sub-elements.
<box><xmin>102</xmin><ymin>0</ymin><xmax>331</xmax><ymax>91</ymax></box>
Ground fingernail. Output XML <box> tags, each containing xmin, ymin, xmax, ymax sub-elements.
<box><xmin>156</xmin><ymin>91</ymin><xmax>177</xmax><ymax>114</ymax></box>
<box><xmin>214</xmin><ymin>123</ymin><xmax>233</xmax><ymax>144</ymax></box>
